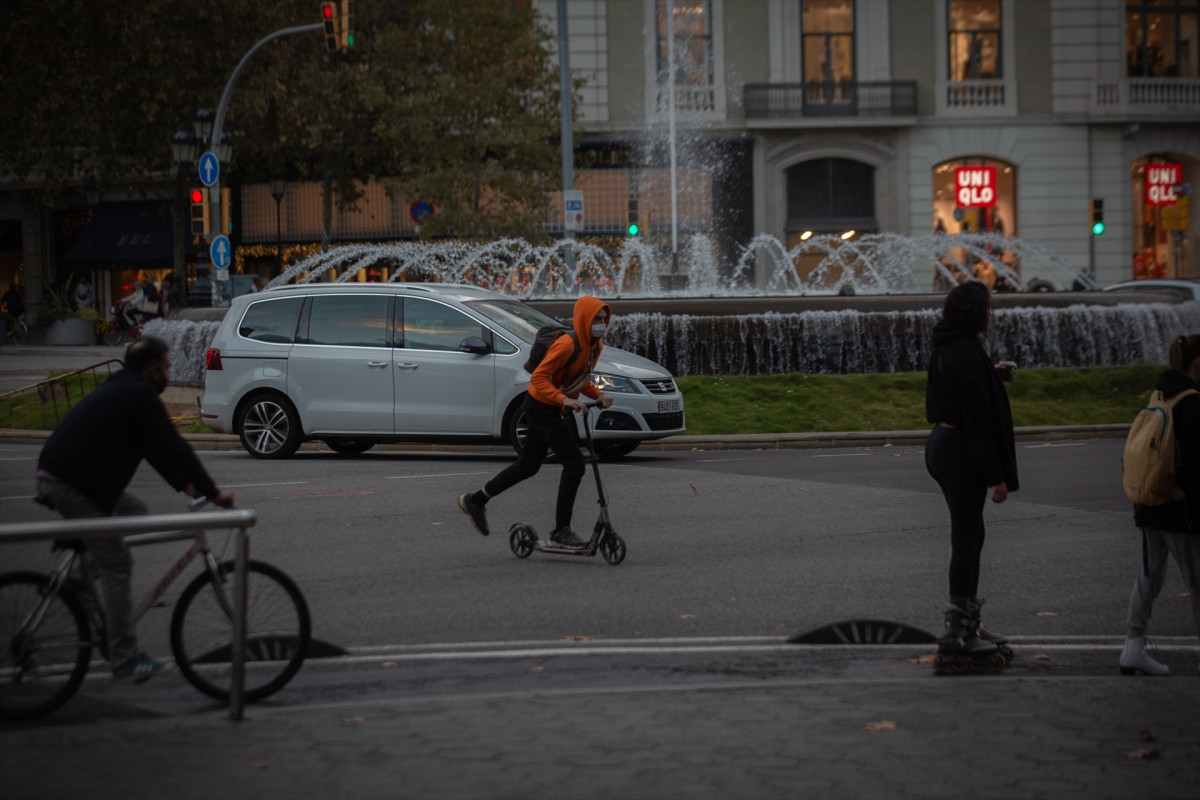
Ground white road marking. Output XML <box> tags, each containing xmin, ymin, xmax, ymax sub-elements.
<box><xmin>387</xmin><ymin>471</ymin><xmax>491</xmax><ymax>480</ymax></box>
<box><xmin>812</xmin><ymin>452</ymin><xmax>874</xmax><ymax>458</ymax></box>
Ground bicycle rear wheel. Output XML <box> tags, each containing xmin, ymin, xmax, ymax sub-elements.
<box><xmin>0</xmin><ymin>571</ymin><xmax>93</xmax><ymax>720</ymax></box>
<box><xmin>170</xmin><ymin>560</ymin><xmax>310</xmax><ymax>702</ymax></box>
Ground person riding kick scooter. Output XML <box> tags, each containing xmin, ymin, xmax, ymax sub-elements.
<box><xmin>458</xmin><ymin>295</ymin><xmax>614</xmax><ymax>548</ymax></box>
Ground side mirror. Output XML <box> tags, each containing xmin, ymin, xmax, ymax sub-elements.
<box><xmin>458</xmin><ymin>336</ymin><xmax>491</xmax><ymax>355</ymax></box>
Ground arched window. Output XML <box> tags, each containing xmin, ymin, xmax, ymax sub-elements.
<box><xmin>786</xmin><ymin>158</ymin><xmax>876</xmax><ymax>243</ymax></box>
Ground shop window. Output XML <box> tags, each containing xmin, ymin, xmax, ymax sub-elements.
<box><xmin>1131</xmin><ymin>155</ymin><xmax>1195</xmax><ymax>279</ymax></box>
<box><xmin>948</xmin><ymin>0</ymin><xmax>1002</xmax><ymax>80</ymax></box>
<box><xmin>931</xmin><ymin>158</ymin><xmax>1017</xmax><ymax>290</ymax></box>
<box><xmin>802</xmin><ymin>0</ymin><xmax>855</xmax><ymax>106</ymax></box>
<box><xmin>655</xmin><ymin>0</ymin><xmax>715</xmax><ymax>112</ymax></box>
<box><xmin>1126</xmin><ymin>1</ymin><xmax>1200</xmax><ymax>78</ymax></box>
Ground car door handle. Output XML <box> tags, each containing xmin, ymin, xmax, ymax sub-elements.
<box><xmin>366</xmin><ymin>361</ymin><xmax>389</xmax><ymax>369</ymax></box>
<box><xmin>395</xmin><ymin>362</ymin><xmax>420</xmax><ymax>371</ymax></box>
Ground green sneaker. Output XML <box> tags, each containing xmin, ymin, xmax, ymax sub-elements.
<box><xmin>113</xmin><ymin>653</ymin><xmax>167</xmax><ymax>684</ymax></box>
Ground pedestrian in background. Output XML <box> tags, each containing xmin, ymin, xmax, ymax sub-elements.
<box><xmin>1120</xmin><ymin>333</ymin><xmax>1200</xmax><ymax>676</ymax></box>
<box><xmin>74</xmin><ymin>275</ymin><xmax>95</xmax><ymax>310</ymax></box>
<box><xmin>925</xmin><ymin>280</ymin><xmax>1019</xmax><ymax>659</ymax></box>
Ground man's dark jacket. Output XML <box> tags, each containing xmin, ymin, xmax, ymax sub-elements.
<box><xmin>1134</xmin><ymin>369</ymin><xmax>1200</xmax><ymax>533</ymax></box>
<box><xmin>925</xmin><ymin>320</ymin><xmax>1019</xmax><ymax>491</ymax></box>
<box><xmin>38</xmin><ymin>368</ymin><xmax>219</xmax><ymax>515</ymax></box>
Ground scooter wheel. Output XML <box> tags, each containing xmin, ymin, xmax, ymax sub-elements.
<box><xmin>599</xmin><ymin>532</ymin><xmax>626</xmax><ymax>565</ymax></box>
<box><xmin>509</xmin><ymin>523</ymin><xmax>535</xmax><ymax>559</ymax></box>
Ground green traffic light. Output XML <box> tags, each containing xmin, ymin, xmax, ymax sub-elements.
<box><xmin>1092</xmin><ymin>221</ymin><xmax>1105</xmax><ymax>235</ymax></box>
<box><xmin>627</xmin><ymin>223</ymin><xmax>640</xmax><ymax>236</ymax></box>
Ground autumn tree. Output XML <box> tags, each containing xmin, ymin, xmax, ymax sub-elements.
<box><xmin>2</xmin><ymin>0</ymin><xmax>571</xmax><ymax>242</ymax></box>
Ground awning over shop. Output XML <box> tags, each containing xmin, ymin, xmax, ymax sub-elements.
<box><xmin>63</xmin><ymin>203</ymin><xmax>173</xmax><ymax>267</ymax></box>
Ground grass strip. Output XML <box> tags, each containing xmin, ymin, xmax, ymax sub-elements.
<box><xmin>674</xmin><ymin>364</ymin><xmax>1164</xmax><ymax>436</ymax></box>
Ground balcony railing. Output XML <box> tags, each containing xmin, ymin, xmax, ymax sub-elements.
<box><xmin>945</xmin><ymin>79</ymin><xmax>1005</xmax><ymax>109</ymax></box>
<box><xmin>1093</xmin><ymin>77</ymin><xmax>1200</xmax><ymax>117</ymax></box>
<box><xmin>744</xmin><ymin>81</ymin><xmax>917</xmax><ymax>119</ymax></box>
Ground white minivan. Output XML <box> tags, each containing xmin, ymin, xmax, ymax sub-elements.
<box><xmin>200</xmin><ymin>283</ymin><xmax>685</xmax><ymax>458</ymax></box>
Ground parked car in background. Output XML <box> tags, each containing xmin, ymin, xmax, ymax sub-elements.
<box><xmin>1102</xmin><ymin>278</ymin><xmax>1200</xmax><ymax>301</ymax></box>
<box><xmin>200</xmin><ymin>283</ymin><xmax>685</xmax><ymax>459</ymax></box>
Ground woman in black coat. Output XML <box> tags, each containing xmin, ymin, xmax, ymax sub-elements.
<box><xmin>925</xmin><ymin>280</ymin><xmax>1019</xmax><ymax>663</ymax></box>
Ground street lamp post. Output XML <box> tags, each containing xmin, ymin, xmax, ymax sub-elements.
<box><xmin>270</xmin><ymin>179</ymin><xmax>287</xmax><ymax>279</ymax></box>
<box><xmin>171</xmin><ymin>125</ymin><xmax>198</xmax><ymax>301</ymax></box>
<box><xmin>84</xmin><ymin>186</ymin><xmax>100</xmax><ymax>312</ymax></box>
<box><xmin>188</xmin><ymin>109</ymin><xmax>214</xmax><ymax>307</ymax></box>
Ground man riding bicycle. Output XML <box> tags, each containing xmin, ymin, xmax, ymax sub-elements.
<box><xmin>35</xmin><ymin>337</ymin><xmax>234</xmax><ymax>682</ymax></box>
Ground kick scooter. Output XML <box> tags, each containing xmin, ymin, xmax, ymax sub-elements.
<box><xmin>508</xmin><ymin>402</ymin><xmax>628</xmax><ymax>565</ymax></box>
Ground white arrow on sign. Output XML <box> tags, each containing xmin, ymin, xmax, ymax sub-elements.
<box><xmin>210</xmin><ymin>235</ymin><xmax>231</xmax><ymax>269</ymax></box>
<box><xmin>198</xmin><ymin>152</ymin><xmax>220</xmax><ymax>187</ymax></box>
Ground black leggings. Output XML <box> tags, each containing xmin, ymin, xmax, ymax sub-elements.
<box><xmin>485</xmin><ymin>398</ymin><xmax>585</xmax><ymax>531</ymax></box>
<box><xmin>925</xmin><ymin>425</ymin><xmax>988</xmax><ymax>599</ymax></box>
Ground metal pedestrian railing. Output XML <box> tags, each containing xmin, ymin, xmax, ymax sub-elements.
<box><xmin>0</xmin><ymin>359</ymin><xmax>123</xmax><ymax>430</ymax></box>
<box><xmin>0</xmin><ymin>509</ymin><xmax>257</xmax><ymax>719</ymax></box>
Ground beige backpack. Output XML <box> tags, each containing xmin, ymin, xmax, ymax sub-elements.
<box><xmin>1122</xmin><ymin>388</ymin><xmax>1198</xmax><ymax>506</ymax></box>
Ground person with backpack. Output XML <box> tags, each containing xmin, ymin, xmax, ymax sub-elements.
<box><xmin>924</xmin><ymin>280</ymin><xmax>1019</xmax><ymax>665</ymax></box>
<box><xmin>457</xmin><ymin>296</ymin><xmax>614</xmax><ymax>549</ymax></box>
<box><xmin>1120</xmin><ymin>333</ymin><xmax>1200</xmax><ymax>676</ymax></box>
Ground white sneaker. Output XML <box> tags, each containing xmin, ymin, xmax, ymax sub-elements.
<box><xmin>1119</xmin><ymin>636</ymin><xmax>1170</xmax><ymax>676</ymax></box>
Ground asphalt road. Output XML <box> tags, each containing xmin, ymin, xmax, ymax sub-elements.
<box><xmin>1</xmin><ymin>437</ymin><xmax>1190</xmax><ymax>656</ymax></box>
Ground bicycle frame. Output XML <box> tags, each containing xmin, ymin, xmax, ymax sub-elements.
<box><xmin>17</xmin><ymin>529</ymin><xmax>233</xmax><ymax>660</ymax></box>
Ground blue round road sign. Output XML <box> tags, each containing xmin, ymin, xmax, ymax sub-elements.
<box><xmin>410</xmin><ymin>201</ymin><xmax>433</xmax><ymax>224</ymax></box>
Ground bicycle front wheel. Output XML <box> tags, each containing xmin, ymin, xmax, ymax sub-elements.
<box><xmin>0</xmin><ymin>571</ymin><xmax>93</xmax><ymax>720</ymax></box>
<box><xmin>170</xmin><ymin>560</ymin><xmax>310</xmax><ymax>702</ymax></box>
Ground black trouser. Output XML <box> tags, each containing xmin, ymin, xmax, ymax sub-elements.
<box><xmin>485</xmin><ymin>398</ymin><xmax>585</xmax><ymax>531</ymax></box>
<box><xmin>925</xmin><ymin>425</ymin><xmax>988</xmax><ymax>599</ymax></box>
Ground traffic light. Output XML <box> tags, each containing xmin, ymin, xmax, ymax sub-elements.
<box><xmin>1090</xmin><ymin>197</ymin><xmax>1105</xmax><ymax>235</ymax></box>
<box><xmin>639</xmin><ymin>209</ymin><xmax>652</xmax><ymax>237</ymax></box>
<box><xmin>321</xmin><ymin>2</ymin><xmax>340</xmax><ymax>53</ymax></box>
<box><xmin>627</xmin><ymin>199</ymin><xmax>640</xmax><ymax>236</ymax></box>
<box><xmin>190</xmin><ymin>188</ymin><xmax>211</xmax><ymax>236</ymax></box>
<box><xmin>341</xmin><ymin>1</ymin><xmax>356</xmax><ymax>49</ymax></box>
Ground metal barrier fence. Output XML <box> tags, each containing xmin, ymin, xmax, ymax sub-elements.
<box><xmin>0</xmin><ymin>509</ymin><xmax>257</xmax><ymax>719</ymax></box>
<box><xmin>0</xmin><ymin>359</ymin><xmax>124</xmax><ymax>429</ymax></box>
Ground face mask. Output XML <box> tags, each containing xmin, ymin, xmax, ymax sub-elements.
<box><xmin>590</xmin><ymin>322</ymin><xmax>607</xmax><ymax>338</ymax></box>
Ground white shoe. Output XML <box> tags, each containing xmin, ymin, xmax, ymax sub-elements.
<box><xmin>1119</xmin><ymin>637</ymin><xmax>1170</xmax><ymax>676</ymax></box>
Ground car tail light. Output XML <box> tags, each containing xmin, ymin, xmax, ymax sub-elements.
<box><xmin>205</xmin><ymin>348</ymin><xmax>223</xmax><ymax>371</ymax></box>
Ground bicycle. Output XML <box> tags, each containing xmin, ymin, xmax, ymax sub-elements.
<box><xmin>102</xmin><ymin>303</ymin><xmax>143</xmax><ymax>346</ymax></box>
<box><xmin>0</xmin><ymin>499</ymin><xmax>311</xmax><ymax>720</ymax></box>
<box><xmin>3</xmin><ymin>313</ymin><xmax>29</xmax><ymax>346</ymax></box>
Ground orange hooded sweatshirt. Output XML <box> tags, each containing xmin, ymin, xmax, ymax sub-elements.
<box><xmin>527</xmin><ymin>295</ymin><xmax>610</xmax><ymax>407</ymax></box>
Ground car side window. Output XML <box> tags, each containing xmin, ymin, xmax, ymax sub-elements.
<box><xmin>238</xmin><ymin>297</ymin><xmax>304</xmax><ymax>344</ymax></box>
<box><xmin>305</xmin><ymin>295</ymin><xmax>391</xmax><ymax>347</ymax></box>
<box><xmin>402</xmin><ymin>297</ymin><xmax>485</xmax><ymax>352</ymax></box>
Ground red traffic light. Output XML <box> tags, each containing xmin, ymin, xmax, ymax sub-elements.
<box><xmin>190</xmin><ymin>188</ymin><xmax>205</xmax><ymax>204</ymax></box>
<box><xmin>322</xmin><ymin>3</ymin><xmax>334</xmax><ymax>19</ymax></box>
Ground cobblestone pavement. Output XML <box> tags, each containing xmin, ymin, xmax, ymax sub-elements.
<box><xmin>3</xmin><ymin>666</ymin><xmax>1198</xmax><ymax>800</ymax></box>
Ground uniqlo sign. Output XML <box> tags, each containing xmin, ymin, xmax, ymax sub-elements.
<box><xmin>1146</xmin><ymin>163</ymin><xmax>1182</xmax><ymax>206</ymax></box>
<box><xmin>955</xmin><ymin>166</ymin><xmax>997</xmax><ymax>208</ymax></box>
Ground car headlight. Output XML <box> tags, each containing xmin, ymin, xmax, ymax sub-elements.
<box><xmin>590</xmin><ymin>372</ymin><xmax>638</xmax><ymax>393</ymax></box>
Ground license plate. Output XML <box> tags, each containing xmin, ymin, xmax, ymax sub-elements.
<box><xmin>657</xmin><ymin>399</ymin><xmax>681</xmax><ymax>413</ymax></box>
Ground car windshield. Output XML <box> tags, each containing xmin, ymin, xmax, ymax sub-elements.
<box><xmin>466</xmin><ymin>298</ymin><xmax>562</xmax><ymax>344</ymax></box>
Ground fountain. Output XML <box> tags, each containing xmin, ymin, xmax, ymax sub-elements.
<box><xmin>152</xmin><ymin>231</ymin><xmax>1199</xmax><ymax>383</ymax></box>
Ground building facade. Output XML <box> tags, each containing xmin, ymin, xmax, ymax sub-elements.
<box><xmin>2</xmin><ymin>0</ymin><xmax>1197</xmax><ymax>320</ymax></box>
<box><xmin>531</xmin><ymin>0</ymin><xmax>1199</xmax><ymax>286</ymax></box>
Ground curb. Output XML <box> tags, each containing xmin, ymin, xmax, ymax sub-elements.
<box><xmin>0</xmin><ymin>425</ymin><xmax>1131</xmax><ymax>452</ymax></box>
